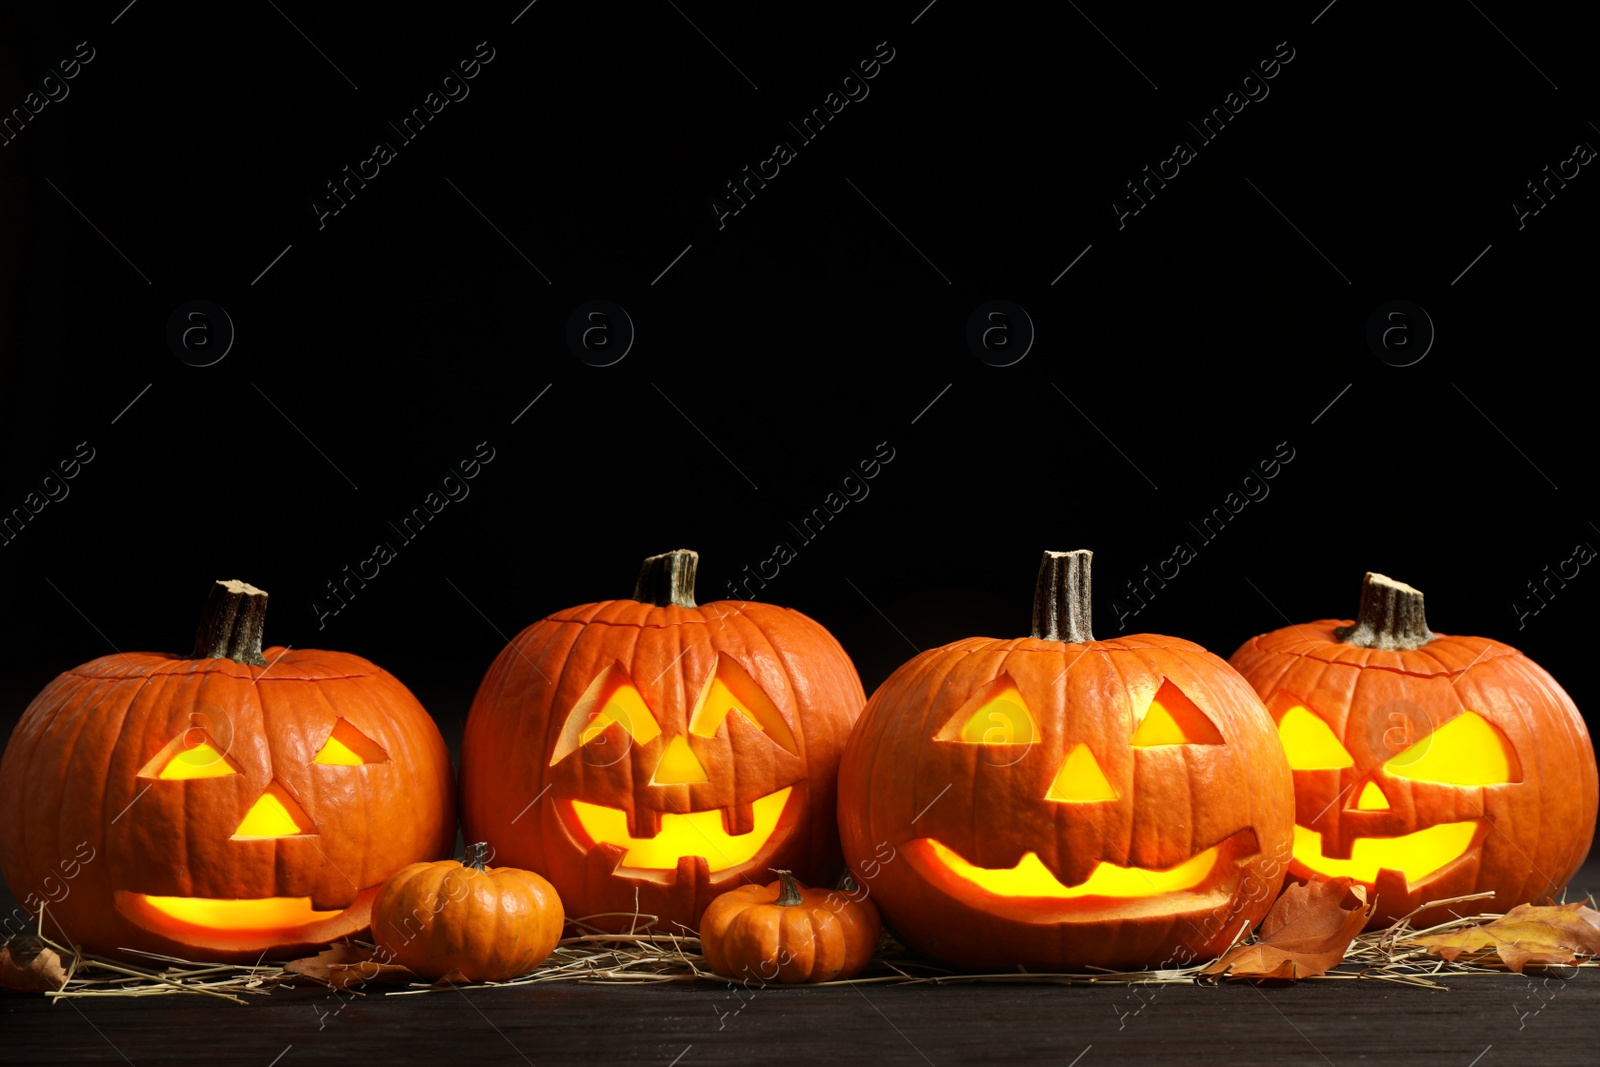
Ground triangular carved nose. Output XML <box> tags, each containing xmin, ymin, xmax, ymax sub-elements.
<box><xmin>232</xmin><ymin>781</ymin><xmax>315</xmax><ymax>838</ymax></box>
<box><xmin>650</xmin><ymin>736</ymin><xmax>709</xmax><ymax>786</ymax></box>
<box><xmin>1047</xmin><ymin>743</ymin><xmax>1118</xmax><ymax>802</ymax></box>
<box><xmin>1349</xmin><ymin>780</ymin><xmax>1391</xmax><ymax>811</ymax></box>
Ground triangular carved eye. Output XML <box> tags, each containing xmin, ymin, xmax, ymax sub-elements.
<box><xmin>936</xmin><ymin>676</ymin><xmax>1038</xmax><ymax>746</ymax></box>
<box><xmin>139</xmin><ymin>731</ymin><xmax>242</xmax><ymax>779</ymax></box>
<box><xmin>313</xmin><ymin>719</ymin><xmax>389</xmax><ymax>766</ymax></box>
<box><xmin>1272</xmin><ymin>695</ymin><xmax>1354</xmax><ymax>770</ymax></box>
<box><xmin>687</xmin><ymin>655</ymin><xmax>797</xmax><ymax>753</ymax></box>
<box><xmin>1132</xmin><ymin>681</ymin><xmax>1223</xmax><ymax>746</ymax></box>
<box><xmin>551</xmin><ymin>664</ymin><xmax>663</xmax><ymax>766</ymax></box>
<box><xmin>1385</xmin><ymin>711</ymin><xmax>1520</xmax><ymax>785</ymax></box>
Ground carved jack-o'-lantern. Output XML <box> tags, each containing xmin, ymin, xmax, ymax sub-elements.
<box><xmin>0</xmin><ymin>581</ymin><xmax>456</xmax><ymax>961</ymax></box>
<box><xmin>1230</xmin><ymin>572</ymin><xmax>1598</xmax><ymax>928</ymax></box>
<box><xmin>459</xmin><ymin>550</ymin><xmax>865</xmax><ymax>931</ymax></box>
<box><xmin>837</xmin><ymin>551</ymin><xmax>1295</xmax><ymax>971</ymax></box>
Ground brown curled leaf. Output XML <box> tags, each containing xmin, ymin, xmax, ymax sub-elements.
<box><xmin>286</xmin><ymin>943</ymin><xmax>418</xmax><ymax>988</ymax></box>
<box><xmin>0</xmin><ymin>936</ymin><xmax>69</xmax><ymax>992</ymax></box>
<box><xmin>1414</xmin><ymin>901</ymin><xmax>1600</xmax><ymax>973</ymax></box>
<box><xmin>1202</xmin><ymin>877</ymin><xmax>1374</xmax><ymax>981</ymax></box>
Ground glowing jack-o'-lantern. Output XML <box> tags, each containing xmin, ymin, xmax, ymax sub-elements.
<box><xmin>459</xmin><ymin>550</ymin><xmax>865</xmax><ymax>931</ymax></box>
<box><xmin>0</xmin><ymin>580</ymin><xmax>455</xmax><ymax>961</ymax></box>
<box><xmin>837</xmin><ymin>551</ymin><xmax>1295</xmax><ymax>971</ymax></box>
<box><xmin>1230</xmin><ymin>572</ymin><xmax>1598</xmax><ymax>928</ymax></box>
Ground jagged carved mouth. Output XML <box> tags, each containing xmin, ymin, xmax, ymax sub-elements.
<box><xmin>562</xmin><ymin>786</ymin><xmax>792</xmax><ymax>874</ymax></box>
<box><xmin>1291</xmin><ymin>820</ymin><xmax>1482</xmax><ymax>888</ymax></box>
<box><xmin>903</xmin><ymin>828</ymin><xmax>1261</xmax><ymax>922</ymax></box>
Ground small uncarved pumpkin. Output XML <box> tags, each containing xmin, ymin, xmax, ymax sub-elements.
<box><xmin>699</xmin><ymin>870</ymin><xmax>880</xmax><ymax>983</ymax></box>
<box><xmin>372</xmin><ymin>843</ymin><xmax>565</xmax><ymax>982</ymax></box>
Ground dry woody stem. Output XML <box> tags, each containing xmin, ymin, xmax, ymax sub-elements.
<box><xmin>1033</xmin><ymin>550</ymin><xmax>1094</xmax><ymax>643</ymax></box>
<box><xmin>1334</xmin><ymin>572</ymin><xmax>1434</xmax><ymax>650</ymax></box>
<box><xmin>192</xmin><ymin>579</ymin><xmax>269</xmax><ymax>666</ymax></box>
<box><xmin>634</xmin><ymin>550</ymin><xmax>699</xmax><ymax>609</ymax></box>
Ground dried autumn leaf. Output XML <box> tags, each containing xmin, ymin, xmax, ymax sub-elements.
<box><xmin>285</xmin><ymin>944</ymin><xmax>418</xmax><ymax>989</ymax></box>
<box><xmin>1202</xmin><ymin>877</ymin><xmax>1374</xmax><ymax>981</ymax></box>
<box><xmin>327</xmin><ymin>959</ymin><xmax>419</xmax><ymax>989</ymax></box>
<box><xmin>0</xmin><ymin>936</ymin><xmax>68</xmax><ymax>992</ymax></box>
<box><xmin>285</xmin><ymin>942</ymin><xmax>366</xmax><ymax>980</ymax></box>
<box><xmin>1414</xmin><ymin>901</ymin><xmax>1600</xmax><ymax>973</ymax></box>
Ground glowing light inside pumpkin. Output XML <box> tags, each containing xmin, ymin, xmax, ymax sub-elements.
<box><xmin>232</xmin><ymin>783</ymin><xmax>313</xmax><ymax>838</ymax></box>
<box><xmin>313</xmin><ymin>718</ymin><xmax>389</xmax><ymax>765</ymax></box>
<box><xmin>136</xmin><ymin>894</ymin><xmax>344</xmax><ymax>930</ymax></box>
<box><xmin>1292</xmin><ymin>821</ymin><xmax>1478</xmax><ymax>886</ymax></box>
<box><xmin>574</xmin><ymin>682</ymin><xmax>662</xmax><ymax>748</ymax></box>
<box><xmin>1276</xmin><ymin>705</ymin><xmax>1355</xmax><ymax>769</ymax></box>
<box><xmin>313</xmin><ymin>735</ymin><xmax>362</xmax><ymax>766</ymax></box>
<box><xmin>1046</xmin><ymin>742</ymin><xmax>1118</xmax><ymax>802</ymax></box>
<box><xmin>924</xmin><ymin>838</ymin><xmax>1220</xmax><ymax>898</ymax></box>
<box><xmin>1383</xmin><ymin>711</ymin><xmax>1517</xmax><ymax>786</ymax></box>
<box><xmin>155</xmin><ymin>738</ymin><xmax>240</xmax><ymax>779</ymax></box>
<box><xmin>692</xmin><ymin>676</ymin><xmax>763</xmax><ymax>735</ymax></box>
<box><xmin>688</xmin><ymin>659</ymin><xmax>798</xmax><ymax>751</ymax></box>
<box><xmin>650</xmin><ymin>735</ymin><xmax>710</xmax><ymax>785</ymax></box>
<box><xmin>948</xmin><ymin>683</ymin><xmax>1037</xmax><ymax>745</ymax></box>
<box><xmin>569</xmin><ymin>786</ymin><xmax>791</xmax><ymax>870</ymax></box>
<box><xmin>1131</xmin><ymin>681</ymin><xmax>1223</xmax><ymax>746</ymax></box>
<box><xmin>1354</xmin><ymin>781</ymin><xmax>1391</xmax><ymax>810</ymax></box>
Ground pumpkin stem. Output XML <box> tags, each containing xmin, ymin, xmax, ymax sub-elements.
<box><xmin>465</xmin><ymin>842</ymin><xmax>490</xmax><ymax>872</ymax></box>
<box><xmin>191</xmin><ymin>579</ymin><xmax>269</xmax><ymax>666</ymax></box>
<box><xmin>1334</xmin><ymin>572</ymin><xmax>1434</xmax><ymax>650</ymax></box>
<box><xmin>1032</xmin><ymin>550</ymin><xmax>1094</xmax><ymax>643</ymax></box>
<box><xmin>771</xmin><ymin>869</ymin><xmax>804</xmax><ymax>906</ymax></box>
<box><xmin>633</xmin><ymin>549</ymin><xmax>699</xmax><ymax>608</ymax></box>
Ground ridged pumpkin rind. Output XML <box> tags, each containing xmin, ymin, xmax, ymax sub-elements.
<box><xmin>0</xmin><ymin>647</ymin><xmax>456</xmax><ymax>961</ymax></box>
<box><xmin>460</xmin><ymin>598</ymin><xmax>865</xmax><ymax>932</ymax></box>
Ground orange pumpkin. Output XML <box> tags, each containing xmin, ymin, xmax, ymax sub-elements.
<box><xmin>460</xmin><ymin>550</ymin><xmax>865</xmax><ymax>932</ymax></box>
<box><xmin>1229</xmin><ymin>572</ymin><xmax>1598</xmax><ymax>928</ymax></box>
<box><xmin>699</xmin><ymin>869</ymin><xmax>880</xmax><ymax>983</ymax></box>
<box><xmin>372</xmin><ymin>843</ymin><xmax>564</xmax><ymax>982</ymax></box>
<box><xmin>0</xmin><ymin>580</ymin><xmax>455</xmax><ymax>961</ymax></box>
<box><xmin>837</xmin><ymin>551</ymin><xmax>1294</xmax><ymax>971</ymax></box>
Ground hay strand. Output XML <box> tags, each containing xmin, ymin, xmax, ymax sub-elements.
<box><xmin>10</xmin><ymin>891</ymin><xmax>1594</xmax><ymax>1001</ymax></box>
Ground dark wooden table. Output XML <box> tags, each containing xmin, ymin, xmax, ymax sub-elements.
<box><xmin>4</xmin><ymin>859</ymin><xmax>1595</xmax><ymax>1067</ymax></box>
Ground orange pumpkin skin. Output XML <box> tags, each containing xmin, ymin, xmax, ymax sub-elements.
<box><xmin>699</xmin><ymin>870</ymin><xmax>880</xmax><ymax>983</ymax></box>
<box><xmin>372</xmin><ymin>845</ymin><xmax>564</xmax><ymax>982</ymax></box>
<box><xmin>837</xmin><ymin>552</ymin><xmax>1295</xmax><ymax>972</ymax></box>
<box><xmin>460</xmin><ymin>551</ymin><xmax>865</xmax><ymax>933</ymax></box>
<box><xmin>0</xmin><ymin>584</ymin><xmax>455</xmax><ymax>962</ymax></box>
<box><xmin>1229</xmin><ymin>573</ymin><xmax>1598</xmax><ymax>929</ymax></box>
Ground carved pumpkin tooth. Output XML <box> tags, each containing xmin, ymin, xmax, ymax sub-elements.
<box><xmin>630</xmin><ymin>808</ymin><xmax>663</xmax><ymax>839</ymax></box>
<box><xmin>725</xmin><ymin>802</ymin><xmax>757</xmax><ymax>837</ymax></box>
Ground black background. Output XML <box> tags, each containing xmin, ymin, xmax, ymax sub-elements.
<box><xmin>2</xmin><ymin>2</ymin><xmax>1594</xmax><ymax>747</ymax></box>
<box><xmin>3</xmin><ymin>3</ymin><xmax>1598</xmax><ymax>1062</ymax></box>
